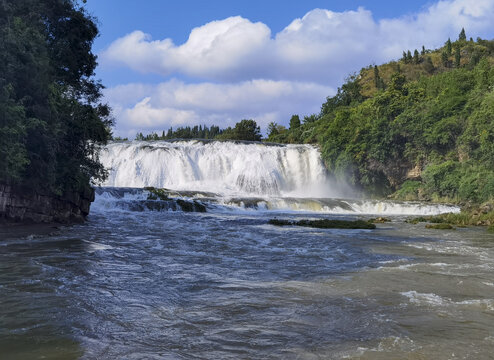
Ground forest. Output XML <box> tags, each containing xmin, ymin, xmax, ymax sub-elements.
<box><xmin>129</xmin><ymin>119</ymin><xmax>263</xmax><ymax>142</ymax></box>
<box><xmin>267</xmin><ymin>30</ymin><xmax>494</xmax><ymax>204</ymax></box>
<box><xmin>0</xmin><ymin>0</ymin><xmax>112</xmax><ymax>196</ymax></box>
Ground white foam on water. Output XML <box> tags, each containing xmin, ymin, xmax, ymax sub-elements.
<box><xmin>96</xmin><ymin>141</ymin><xmax>460</xmax><ymax>215</ymax></box>
<box><xmin>401</xmin><ymin>291</ymin><xmax>494</xmax><ymax>311</ymax></box>
<box><xmin>100</xmin><ymin>140</ymin><xmax>332</xmax><ymax>198</ymax></box>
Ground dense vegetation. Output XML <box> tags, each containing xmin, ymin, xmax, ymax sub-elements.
<box><xmin>268</xmin><ymin>30</ymin><xmax>494</xmax><ymax>204</ymax></box>
<box><xmin>131</xmin><ymin>119</ymin><xmax>262</xmax><ymax>142</ymax></box>
<box><xmin>0</xmin><ymin>0</ymin><xmax>112</xmax><ymax>196</ymax></box>
<box><xmin>133</xmin><ymin>124</ymin><xmax>224</xmax><ymax>141</ymax></box>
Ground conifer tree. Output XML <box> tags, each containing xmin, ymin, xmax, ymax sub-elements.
<box><xmin>441</xmin><ymin>51</ymin><xmax>449</xmax><ymax>67</ymax></box>
<box><xmin>402</xmin><ymin>51</ymin><xmax>408</xmax><ymax>63</ymax></box>
<box><xmin>424</xmin><ymin>56</ymin><xmax>434</xmax><ymax>74</ymax></box>
<box><xmin>421</xmin><ymin>45</ymin><xmax>426</xmax><ymax>55</ymax></box>
<box><xmin>373</xmin><ymin>66</ymin><xmax>385</xmax><ymax>90</ymax></box>
<box><xmin>459</xmin><ymin>28</ymin><xmax>466</xmax><ymax>41</ymax></box>
<box><xmin>455</xmin><ymin>44</ymin><xmax>461</xmax><ymax>67</ymax></box>
<box><xmin>413</xmin><ymin>49</ymin><xmax>420</xmax><ymax>64</ymax></box>
<box><xmin>446</xmin><ymin>38</ymin><xmax>452</xmax><ymax>56</ymax></box>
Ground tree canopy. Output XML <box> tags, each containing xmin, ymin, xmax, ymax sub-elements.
<box><xmin>0</xmin><ymin>0</ymin><xmax>112</xmax><ymax>195</ymax></box>
<box><xmin>267</xmin><ymin>35</ymin><xmax>494</xmax><ymax>203</ymax></box>
<box><xmin>136</xmin><ymin>120</ymin><xmax>263</xmax><ymax>142</ymax></box>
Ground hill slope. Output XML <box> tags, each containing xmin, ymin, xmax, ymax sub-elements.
<box><xmin>268</xmin><ymin>33</ymin><xmax>494</xmax><ymax>204</ymax></box>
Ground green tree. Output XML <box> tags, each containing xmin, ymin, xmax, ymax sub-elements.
<box><xmin>216</xmin><ymin>120</ymin><xmax>262</xmax><ymax>141</ymax></box>
<box><xmin>441</xmin><ymin>51</ymin><xmax>449</xmax><ymax>67</ymax></box>
<box><xmin>289</xmin><ymin>115</ymin><xmax>301</xmax><ymax>129</ymax></box>
<box><xmin>266</xmin><ymin>122</ymin><xmax>287</xmax><ymax>141</ymax></box>
<box><xmin>423</xmin><ymin>56</ymin><xmax>435</xmax><ymax>73</ymax></box>
<box><xmin>233</xmin><ymin>119</ymin><xmax>262</xmax><ymax>141</ymax></box>
<box><xmin>413</xmin><ymin>49</ymin><xmax>420</xmax><ymax>64</ymax></box>
<box><xmin>446</xmin><ymin>38</ymin><xmax>452</xmax><ymax>56</ymax></box>
<box><xmin>455</xmin><ymin>44</ymin><xmax>461</xmax><ymax>67</ymax></box>
<box><xmin>0</xmin><ymin>0</ymin><xmax>113</xmax><ymax>195</ymax></box>
<box><xmin>459</xmin><ymin>27</ymin><xmax>466</xmax><ymax>41</ymax></box>
<box><xmin>373</xmin><ymin>65</ymin><xmax>385</xmax><ymax>90</ymax></box>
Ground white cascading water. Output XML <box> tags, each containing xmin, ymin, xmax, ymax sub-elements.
<box><xmin>97</xmin><ymin>140</ymin><xmax>459</xmax><ymax>215</ymax></box>
<box><xmin>100</xmin><ymin>140</ymin><xmax>332</xmax><ymax>197</ymax></box>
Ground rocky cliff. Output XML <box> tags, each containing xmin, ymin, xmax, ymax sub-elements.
<box><xmin>0</xmin><ymin>184</ymin><xmax>95</xmax><ymax>224</ymax></box>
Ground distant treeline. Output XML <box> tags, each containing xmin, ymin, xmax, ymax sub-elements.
<box><xmin>114</xmin><ymin>119</ymin><xmax>262</xmax><ymax>142</ymax></box>
<box><xmin>133</xmin><ymin>124</ymin><xmax>223</xmax><ymax>141</ymax></box>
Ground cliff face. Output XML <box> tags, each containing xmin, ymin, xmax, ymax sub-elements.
<box><xmin>0</xmin><ymin>184</ymin><xmax>95</xmax><ymax>224</ymax></box>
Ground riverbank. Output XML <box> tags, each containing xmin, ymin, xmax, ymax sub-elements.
<box><xmin>405</xmin><ymin>201</ymin><xmax>494</xmax><ymax>232</ymax></box>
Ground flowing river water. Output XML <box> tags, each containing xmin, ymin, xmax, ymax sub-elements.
<box><xmin>1</xmin><ymin>141</ymin><xmax>493</xmax><ymax>359</ymax></box>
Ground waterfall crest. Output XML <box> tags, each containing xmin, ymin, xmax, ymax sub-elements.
<box><xmin>100</xmin><ymin>140</ymin><xmax>333</xmax><ymax>197</ymax></box>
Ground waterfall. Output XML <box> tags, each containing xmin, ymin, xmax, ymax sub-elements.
<box><xmin>99</xmin><ymin>140</ymin><xmax>333</xmax><ymax>197</ymax></box>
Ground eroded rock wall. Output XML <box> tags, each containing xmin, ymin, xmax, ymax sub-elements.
<box><xmin>0</xmin><ymin>184</ymin><xmax>95</xmax><ymax>223</ymax></box>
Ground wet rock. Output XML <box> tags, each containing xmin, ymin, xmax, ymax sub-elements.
<box><xmin>0</xmin><ymin>184</ymin><xmax>94</xmax><ymax>224</ymax></box>
<box><xmin>425</xmin><ymin>223</ymin><xmax>454</xmax><ymax>230</ymax></box>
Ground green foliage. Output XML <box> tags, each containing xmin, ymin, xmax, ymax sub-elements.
<box><xmin>459</xmin><ymin>28</ymin><xmax>466</xmax><ymax>42</ymax></box>
<box><xmin>135</xmin><ymin>119</ymin><xmax>263</xmax><ymax>142</ymax></box>
<box><xmin>373</xmin><ymin>65</ymin><xmax>385</xmax><ymax>90</ymax></box>
<box><xmin>391</xmin><ymin>180</ymin><xmax>421</xmax><ymax>201</ymax></box>
<box><xmin>216</xmin><ymin>119</ymin><xmax>262</xmax><ymax>141</ymax></box>
<box><xmin>270</xmin><ymin>36</ymin><xmax>494</xmax><ymax>203</ymax></box>
<box><xmin>455</xmin><ymin>44</ymin><xmax>461</xmax><ymax>67</ymax></box>
<box><xmin>0</xmin><ymin>0</ymin><xmax>112</xmax><ymax>195</ymax></box>
<box><xmin>423</xmin><ymin>56</ymin><xmax>434</xmax><ymax>74</ymax></box>
<box><xmin>441</xmin><ymin>51</ymin><xmax>449</xmax><ymax>67</ymax></box>
<box><xmin>289</xmin><ymin>115</ymin><xmax>301</xmax><ymax>129</ymax></box>
<box><xmin>136</xmin><ymin>124</ymin><xmax>223</xmax><ymax>141</ymax></box>
<box><xmin>413</xmin><ymin>49</ymin><xmax>420</xmax><ymax>64</ymax></box>
<box><xmin>407</xmin><ymin>203</ymin><xmax>494</xmax><ymax>230</ymax></box>
<box><xmin>266</xmin><ymin>122</ymin><xmax>288</xmax><ymax>142</ymax></box>
<box><xmin>446</xmin><ymin>38</ymin><xmax>452</xmax><ymax>56</ymax></box>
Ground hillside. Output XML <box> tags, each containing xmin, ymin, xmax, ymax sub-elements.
<box><xmin>268</xmin><ymin>30</ymin><xmax>494</xmax><ymax>204</ymax></box>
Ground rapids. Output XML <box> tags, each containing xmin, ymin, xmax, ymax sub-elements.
<box><xmin>4</xmin><ymin>140</ymin><xmax>490</xmax><ymax>360</ymax></box>
<box><xmin>98</xmin><ymin>140</ymin><xmax>459</xmax><ymax>216</ymax></box>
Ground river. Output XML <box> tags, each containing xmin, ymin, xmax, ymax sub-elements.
<box><xmin>1</xmin><ymin>141</ymin><xmax>493</xmax><ymax>359</ymax></box>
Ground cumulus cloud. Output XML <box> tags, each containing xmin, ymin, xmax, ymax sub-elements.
<box><xmin>101</xmin><ymin>0</ymin><xmax>494</xmax><ymax>136</ymax></box>
<box><xmin>105</xmin><ymin>79</ymin><xmax>333</xmax><ymax>138</ymax></box>
<box><xmin>101</xmin><ymin>0</ymin><xmax>494</xmax><ymax>85</ymax></box>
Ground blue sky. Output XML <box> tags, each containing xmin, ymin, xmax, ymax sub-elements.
<box><xmin>84</xmin><ymin>0</ymin><xmax>494</xmax><ymax>137</ymax></box>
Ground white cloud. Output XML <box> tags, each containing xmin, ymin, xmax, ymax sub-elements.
<box><xmin>101</xmin><ymin>0</ymin><xmax>494</xmax><ymax>136</ymax></box>
<box><xmin>105</xmin><ymin>79</ymin><xmax>333</xmax><ymax>138</ymax></box>
<box><xmin>101</xmin><ymin>0</ymin><xmax>494</xmax><ymax>85</ymax></box>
